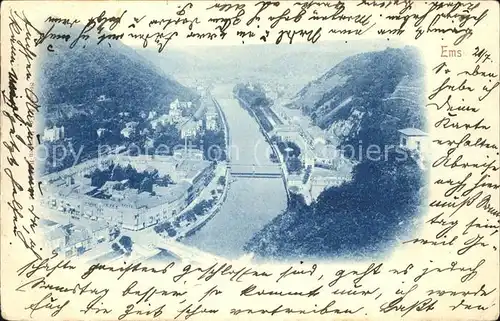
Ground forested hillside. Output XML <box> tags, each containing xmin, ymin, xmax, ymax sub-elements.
<box><xmin>39</xmin><ymin>27</ymin><xmax>198</xmax><ymax>173</ymax></box>
<box><xmin>245</xmin><ymin>46</ymin><xmax>428</xmax><ymax>260</ymax></box>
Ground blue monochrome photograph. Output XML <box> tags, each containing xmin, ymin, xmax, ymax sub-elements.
<box><xmin>37</xmin><ymin>35</ymin><xmax>429</xmax><ymax>263</ymax></box>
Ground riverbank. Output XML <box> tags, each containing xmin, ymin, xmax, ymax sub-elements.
<box><xmin>177</xmin><ymin>166</ymin><xmax>230</xmax><ymax>240</ymax></box>
<box><xmin>155</xmin><ymin>94</ymin><xmax>232</xmax><ymax>241</ymax></box>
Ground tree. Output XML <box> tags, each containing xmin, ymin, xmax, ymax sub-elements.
<box><xmin>90</xmin><ymin>169</ymin><xmax>107</xmax><ymax>188</ymax></box>
<box><xmin>154</xmin><ymin>123</ymin><xmax>181</xmax><ymax>150</ymax></box>
<box><xmin>278</xmin><ymin>141</ymin><xmax>301</xmax><ymax>159</ymax></box>
<box><xmin>167</xmin><ymin>228</ymin><xmax>177</xmax><ymax>237</ymax></box>
<box><xmin>193</xmin><ymin>200</ymin><xmax>210</xmax><ymax>216</ymax></box>
<box><xmin>110</xmin><ymin>164</ymin><xmax>125</xmax><ymax>181</ymax></box>
<box><xmin>157</xmin><ymin>174</ymin><xmax>173</xmax><ymax>187</ymax></box>
<box><xmin>138</xmin><ymin>177</ymin><xmax>153</xmax><ymax>194</ymax></box>
<box><xmin>111</xmin><ymin>242</ymin><xmax>123</xmax><ymax>253</ymax></box>
<box><xmin>110</xmin><ymin>226</ymin><xmax>120</xmax><ymax>240</ymax></box>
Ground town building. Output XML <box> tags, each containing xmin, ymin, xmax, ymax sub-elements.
<box><xmin>180</xmin><ymin>101</ymin><xmax>193</xmax><ymax>109</ymax></box>
<box><xmin>96</xmin><ymin>128</ymin><xmax>108</xmax><ymax>138</ymax></box>
<box><xmin>120</xmin><ymin>127</ymin><xmax>134</xmax><ymax>138</ymax></box>
<box><xmin>303</xmin><ymin>148</ymin><xmax>316</xmax><ymax>168</ymax></box>
<box><xmin>174</xmin><ymin>148</ymin><xmax>204</xmax><ymax>161</ymax></box>
<box><xmin>151</xmin><ymin>114</ymin><xmax>175</xmax><ymax>130</ymax></box>
<box><xmin>120</xmin><ymin>122</ymin><xmax>138</xmax><ymax>138</ymax></box>
<box><xmin>205</xmin><ymin>111</ymin><xmax>218</xmax><ymax>130</ymax></box>
<box><xmin>175</xmin><ymin>160</ymin><xmax>215</xmax><ymax>201</ymax></box>
<box><xmin>193</xmin><ymin>105</ymin><xmax>206</xmax><ymax>120</ymax></box>
<box><xmin>43</xmin><ymin>126</ymin><xmax>65</xmax><ymax>142</ymax></box>
<box><xmin>398</xmin><ymin>128</ymin><xmax>428</xmax><ymax>154</ymax></box>
<box><xmin>97</xmin><ymin>95</ymin><xmax>111</xmax><ymax>102</ymax></box>
<box><xmin>287</xmin><ymin>174</ymin><xmax>303</xmax><ymax>188</ymax></box>
<box><xmin>180</xmin><ymin>120</ymin><xmax>202</xmax><ymax>138</ymax></box>
<box><xmin>170</xmin><ymin>98</ymin><xmax>181</xmax><ymax>110</ymax></box>
<box><xmin>148</xmin><ymin>111</ymin><xmax>157</xmax><ymax>120</ymax></box>
<box><xmin>202</xmin><ymin>98</ymin><xmax>219</xmax><ymax>131</ymax></box>
<box><xmin>311</xmin><ymin>143</ymin><xmax>339</xmax><ymax>169</ymax></box>
<box><xmin>309</xmin><ymin>168</ymin><xmax>351</xmax><ymax>200</ymax></box>
<box><xmin>197</xmin><ymin>86</ymin><xmax>206</xmax><ymax>96</ymax></box>
<box><xmin>272</xmin><ymin>124</ymin><xmax>301</xmax><ymax>142</ymax></box>
<box><xmin>42</xmin><ymin>219</ymin><xmax>111</xmax><ymax>258</ymax></box>
<box><xmin>40</xmin><ymin>154</ymin><xmax>215</xmax><ymax>232</ymax></box>
<box><xmin>169</xmin><ymin>99</ymin><xmax>183</xmax><ymax>122</ymax></box>
<box><xmin>43</xmin><ymin>225</ymin><xmax>66</xmax><ymax>253</ymax></box>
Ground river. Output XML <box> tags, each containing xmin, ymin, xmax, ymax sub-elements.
<box><xmin>181</xmin><ymin>85</ymin><xmax>288</xmax><ymax>259</ymax></box>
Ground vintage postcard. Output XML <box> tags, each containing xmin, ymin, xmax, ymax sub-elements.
<box><xmin>1</xmin><ymin>0</ymin><xmax>499</xmax><ymax>320</ymax></box>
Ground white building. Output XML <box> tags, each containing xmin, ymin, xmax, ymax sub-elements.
<box><xmin>170</xmin><ymin>108</ymin><xmax>182</xmax><ymax>123</ymax></box>
<box><xmin>170</xmin><ymin>98</ymin><xmax>181</xmax><ymax>110</ymax></box>
<box><xmin>148</xmin><ymin>111</ymin><xmax>157</xmax><ymax>120</ymax></box>
<box><xmin>309</xmin><ymin>169</ymin><xmax>351</xmax><ymax>199</ymax></box>
<box><xmin>120</xmin><ymin>122</ymin><xmax>138</xmax><ymax>138</ymax></box>
<box><xmin>97</xmin><ymin>95</ymin><xmax>110</xmax><ymax>102</ymax></box>
<box><xmin>169</xmin><ymin>99</ymin><xmax>183</xmax><ymax>122</ymax></box>
<box><xmin>205</xmin><ymin>111</ymin><xmax>218</xmax><ymax>130</ymax></box>
<box><xmin>96</xmin><ymin>128</ymin><xmax>107</xmax><ymax>138</ymax></box>
<box><xmin>180</xmin><ymin>120</ymin><xmax>202</xmax><ymax>138</ymax></box>
<box><xmin>398</xmin><ymin>128</ymin><xmax>428</xmax><ymax>154</ymax></box>
<box><xmin>151</xmin><ymin>114</ymin><xmax>175</xmax><ymax>130</ymax></box>
<box><xmin>312</xmin><ymin>143</ymin><xmax>339</xmax><ymax>169</ymax></box>
<box><xmin>287</xmin><ymin>174</ymin><xmax>303</xmax><ymax>188</ymax></box>
<box><xmin>303</xmin><ymin>148</ymin><xmax>316</xmax><ymax>168</ymax></box>
<box><xmin>174</xmin><ymin>148</ymin><xmax>204</xmax><ymax>161</ymax></box>
<box><xmin>120</xmin><ymin>127</ymin><xmax>134</xmax><ymax>138</ymax></box>
<box><xmin>272</xmin><ymin>124</ymin><xmax>301</xmax><ymax>141</ymax></box>
<box><xmin>180</xmin><ymin>101</ymin><xmax>193</xmax><ymax>109</ymax></box>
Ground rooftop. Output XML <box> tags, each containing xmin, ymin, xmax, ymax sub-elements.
<box><xmin>398</xmin><ymin>128</ymin><xmax>428</xmax><ymax>136</ymax></box>
<box><xmin>273</xmin><ymin>124</ymin><xmax>301</xmax><ymax>133</ymax></box>
<box><xmin>287</xmin><ymin>174</ymin><xmax>303</xmax><ymax>182</ymax></box>
<box><xmin>44</xmin><ymin>155</ymin><xmax>212</xmax><ymax>210</ymax></box>
<box><xmin>181</xmin><ymin>120</ymin><xmax>201</xmax><ymax>131</ymax></box>
<box><xmin>312</xmin><ymin>143</ymin><xmax>338</xmax><ymax>159</ymax></box>
<box><xmin>174</xmin><ymin>148</ymin><xmax>204</xmax><ymax>157</ymax></box>
<box><xmin>40</xmin><ymin>219</ymin><xmax>59</xmax><ymax>227</ymax></box>
<box><xmin>133</xmin><ymin>181</ymin><xmax>192</xmax><ymax>208</ymax></box>
<box><xmin>157</xmin><ymin>181</ymin><xmax>192</xmax><ymax>203</ymax></box>
<box><xmin>46</xmin><ymin>227</ymin><xmax>67</xmax><ymax>241</ymax></box>
<box><xmin>83</xmin><ymin>219</ymin><xmax>109</xmax><ymax>233</ymax></box>
<box><xmin>311</xmin><ymin>167</ymin><xmax>352</xmax><ymax>180</ymax></box>
<box><xmin>66</xmin><ymin>227</ymin><xmax>90</xmax><ymax>247</ymax></box>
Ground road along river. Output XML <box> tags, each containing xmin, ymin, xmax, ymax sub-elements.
<box><xmin>181</xmin><ymin>85</ymin><xmax>288</xmax><ymax>259</ymax></box>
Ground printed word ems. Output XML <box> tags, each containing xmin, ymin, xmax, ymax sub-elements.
<box><xmin>441</xmin><ymin>46</ymin><xmax>462</xmax><ymax>58</ymax></box>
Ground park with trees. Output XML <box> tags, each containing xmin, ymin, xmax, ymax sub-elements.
<box><xmin>86</xmin><ymin>162</ymin><xmax>174</xmax><ymax>196</ymax></box>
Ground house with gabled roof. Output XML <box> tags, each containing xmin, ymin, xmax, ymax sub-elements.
<box><xmin>398</xmin><ymin>128</ymin><xmax>428</xmax><ymax>154</ymax></box>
